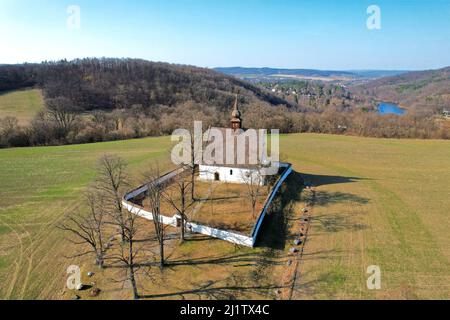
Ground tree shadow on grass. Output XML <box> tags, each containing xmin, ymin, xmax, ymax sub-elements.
<box><xmin>292</xmin><ymin>270</ymin><xmax>348</xmax><ymax>299</ymax></box>
<box><xmin>315</xmin><ymin>191</ymin><xmax>370</xmax><ymax>207</ymax></box>
<box><xmin>254</xmin><ymin>171</ymin><xmax>370</xmax><ymax>250</ymax></box>
<box><xmin>195</xmin><ymin>195</ymin><xmax>242</xmax><ymax>202</ymax></box>
<box><xmin>313</xmin><ymin>214</ymin><xmax>367</xmax><ymax>233</ymax></box>
<box><xmin>134</xmin><ymin>252</ymin><xmax>284</xmax><ymax>270</ymax></box>
<box><xmin>301</xmin><ymin>173</ymin><xmax>368</xmax><ymax>187</ymax></box>
<box><xmin>300</xmin><ymin>249</ymin><xmax>347</xmax><ymax>262</ymax></box>
<box><xmin>139</xmin><ymin>279</ymin><xmax>287</xmax><ymax>300</ymax></box>
<box><xmin>312</xmin><ymin>191</ymin><xmax>370</xmax><ymax>233</ymax></box>
<box><xmin>254</xmin><ymin>171</ymin><xmax>304</xmax><ymax>250</ymax></box>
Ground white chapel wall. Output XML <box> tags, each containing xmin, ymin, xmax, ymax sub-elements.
<box><xmin>198</xmin><ymin>165</ymin><xmax>265</xmax><ymax>185</ymax></box>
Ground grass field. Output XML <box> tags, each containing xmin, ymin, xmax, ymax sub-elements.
<box><xmin>0</xmin><ymin>89</ymin><xmax>44</xmax><ymax>125</ymax></box>
<box><xmin>0</xmin><ymin>133</ymin><xmax>449</xmax><ymax>299</ymax></box>
<box><xmin>285</xmin><ymin>134</ymin><xmax>450</xmax><ymax>299</ymax></box>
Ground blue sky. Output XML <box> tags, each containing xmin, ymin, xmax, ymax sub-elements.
<box><xmin>0</xmin><ymin>0</ymin><xmax>449</xmax><ymax>70</ymax></box>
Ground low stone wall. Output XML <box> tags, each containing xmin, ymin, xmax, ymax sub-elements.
<box><xmin>122</xmin><ymin>163</ymin><xmax>293</xmax><ymax>247</ymax></box>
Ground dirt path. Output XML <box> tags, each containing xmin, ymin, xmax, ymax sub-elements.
<box><xmin>279</xmin><ymin>184</ymin><xmax>315</xmax><ymax>300</ymax></box>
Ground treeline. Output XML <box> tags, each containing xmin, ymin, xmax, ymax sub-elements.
<box><xmin>0</xmin><ymin>101</ymin><xmax>225</xmax><ymax>148</ymax></box>
<box><xmin>0</xmin><ymin>99</ymin><xmax>448</xmax><ymax>149</ymax></box>
<box><xmin>243</xmin><ymin>104</ymin><xmax>449</xmax><ymax>139</ymax></box>
<box><xmin>0</xmin><ymin>58</ymin><xmax>448</xmax><ymax>148</ymax></box>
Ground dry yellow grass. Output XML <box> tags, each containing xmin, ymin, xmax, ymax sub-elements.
<box><xmin>146</xmin><ymin>178</ymin><xmax>270</xmax><ymax>235</ymax></box>
<box><xmin>189</xmin><ymin>181</ymin><xmax>269</xmax><ymax>234</ymax></box>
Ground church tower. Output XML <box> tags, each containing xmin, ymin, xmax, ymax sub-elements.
<box><xmin>231</xmin><ymin>94</ymin><xmax>242</xmax><ymax>131</ymax></box>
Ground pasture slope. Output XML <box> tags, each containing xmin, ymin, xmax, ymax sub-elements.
<box><xmin>0</xmin><ymin>89</ymin><xmax>44</xmax><ymax>125</ymax></box>
<box><xmin>284</xmin><ymin>134</ymin><xmax>450</xmax><ymax>299</ymax></box>
<box><xmin>0</xmin><ymin>134</ymin><xmax>449</xmax><ymax>299</ymax></box>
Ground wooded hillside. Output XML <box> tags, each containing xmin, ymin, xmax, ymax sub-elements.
<box><xmin>0</xmin><ymin>59</ymin><xmax>448</xmax><ymax>148</ymax></box>
<box><xmin>352</xmin><ymin>67</ymin><xmax>450</xmax><ymax>115</ymax></box>
<box><xmin>0</xmin><ymin>58</ymin><xmax>289</xmax><ymax>112</ymax></box>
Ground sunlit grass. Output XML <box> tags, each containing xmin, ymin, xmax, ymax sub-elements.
<box><xmin>0</xmin><ymin>89</ymin><xmax>44</xmax><ymax>125</ymax></box>
<box><xmin>0</xmin><ymin>133</ymin><xmax>449</xmax><ymax>299</ymax></box>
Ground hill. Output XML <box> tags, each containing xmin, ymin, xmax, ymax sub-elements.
<box><xmin>0</xmin><ymin>59</ymin><xmax>289</xmax><ymax>114</ymax></box>
<box><xmin>0</xmin><ymin>134</ymin><xmax>449</xmax><ymax>299</ymax></box>
<box><xmin>0</xmin><ymin>59</ymin><xmax>297</xmax><ymax>148</ymax></box>
<box><xmin>214</xmin><ymin>67</ymin><xmax>408</xmax><ymax>82</ymax></box>
<box><xmin>215</xmin><ymin>67</ymin><xmax>356</xmax><ymax>78</ymax></box>
<box><xmin>0</xmin><ymin>61</ymin><xmax>447</xmax><ymax>149</ymax></box>
<box><xmin>352</xmin><ymin>67</ymin><xmax>450</xmax><ymax>115</ymax></box>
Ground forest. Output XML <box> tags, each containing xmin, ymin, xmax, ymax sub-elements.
<box><xmin>0</xmin><ymin>58</ymin><xmax>448</xmax><ymax>148</ymax></box>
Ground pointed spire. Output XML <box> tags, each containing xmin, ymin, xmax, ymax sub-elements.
<box><xmin>231</xmin><ymin>93</ymin><xmax>242</xmax><ymax>130</ymax></box>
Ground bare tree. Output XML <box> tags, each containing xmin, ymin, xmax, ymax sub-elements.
<box><xmin>241</xmin><ymin>169</ymin><xmax>264</xmax><ymax>219</ymax></box>
<box><xmin>94</xmin><ymin>154</ymin><xmax>143</xmax><ymax>299</ymax></box>
<box><xmin>95</xmin><ymin>155</ymin><xmax>128</xmax><ymax>242</ymax></box>
<box><xmin>182</xmin><ymin>106</ymin><xmax>216</xmax><ymax>202</ymax></box>
<box><xmin>108</xmin><ymin>209</ymin><xmax>141</xmax><ymax>299</ymax></box>
<box><xmin>145</xmin><ymin>167</ymin><xmax>167</xmax><ymax>268</ymax></box>
<box><xmin>162</xmin><ymin>173</ymin><xmax>192</xmax><ymax>243</ymax></box>
<box><xmin>92</xmin><ymin>110</ymin><xmax>107</xmax><ymax>126</ymax></box>
<box><xmin>0</xmin><ymin>116</ymin><xmax>19</xmax><ymax>137</ymax></box>
<box><xmin>45</xmin><ymin>97</ymin><xmax>78</xmax><ymax>137</ymax></box>
<box><xmin>58</xmin><ymin>190</ymin><xmax>107</xmax><ymax>268</ymax></box>
<box><xmin>188</xmin><ymin>125</ymin><xmax>202</xmax><ymax>201</ymax></box>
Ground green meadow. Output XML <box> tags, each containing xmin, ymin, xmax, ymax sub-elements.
<box><xmin>0</xmin><ymin>134</ymin><xmax>449</xmax><ymax>299</ymax></box>
<box><xmin>0</xmin><ymin>89</ymin><xmax>44</xmax><ymax>125</ymax></box>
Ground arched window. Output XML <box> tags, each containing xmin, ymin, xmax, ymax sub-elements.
<box><xmin>230</xmin><ymin>170</ymin><xmax>233</xmax><ymax>176</ymax></box>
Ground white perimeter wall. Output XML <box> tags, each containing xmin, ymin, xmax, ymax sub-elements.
<box><xmin>122</xmin><ymin>201</ymin><xmax>253</xmax><ymax>247</ymax></box>
<box><xmin>123</xmin><ymin>163</ymin><xmax>292</xmax><ymax>248</ymax></box>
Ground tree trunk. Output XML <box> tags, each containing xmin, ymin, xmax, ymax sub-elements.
<box><xmin>129</xmin><ymin>267</ymin><xmax>139</xmax><ymax>300</ymax></box>
<box><xmin>180</xmin><ymin>185</ymin><xmax>185</xmax><ymax>243</ymax></box>
<box><xmin>190</xmin><ymin>134</ymin><xmax>196</xmax><ymax>201</ymax></box>
<box><xmin>191</xmin><ymin>167</ymin><xmax>195</xmax><ymax>201</ymax></box>
<box><xmin>180</xmin><ymin>215</ymin><xmax>185</xmax><ymax>243</ymax></box>
<box><xmin>96</xmin><ymin>255</ymin><xmax>104</xmax><ymax>269</ymax></box>
<box><xmin>129</xmin><ymin>240</ymin><xmax>139</xmax><ymax>300</ymax></box>
<box><xmin>159</xmin><ymin>240</ymin><xmax>165</xmax><ymax>268</ymax></box>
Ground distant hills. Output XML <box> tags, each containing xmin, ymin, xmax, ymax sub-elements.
<box><xmin>0</xmin><ymin>59</ymin><xmax>448</xmax><ymax>148</ymax></box>
<box><xmin>214</xmin><ymin>67</ymin><xmax>409</xmax><ymax>82</ymax></box>
<box><xmin>352</xmin><ymin>66</ymin><xmax>450</xmax><ymax>114</ymax></box>
<box><xmin>215</xmin><ymin>67</ymin><xmax>355</xmax><ymax>78</ymax></box>
<box><xmin>216</xmin><ymin>66</ymin><xmax>450</xmax><ymax>115</ymax></box>
<box><xmin>1</xmin><ymin>60</ymin><xmax>447</xmax><ymax>116</ymax></box>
